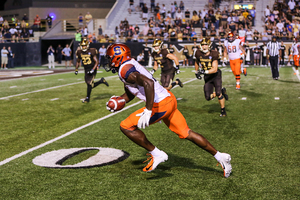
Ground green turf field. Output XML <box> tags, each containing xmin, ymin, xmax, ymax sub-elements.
<box><xmin>0</xmin><ymin>66</ymin><xmax>299</xmax><ymax>199</ymax></box>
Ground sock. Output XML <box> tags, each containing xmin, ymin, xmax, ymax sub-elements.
<box><xmin>236</xmin><ymin>75</ymin><xmax>240</xmax><ymax>84</ymax></box>
<box><xmin>221</xmin><ymin>107</ymin><xmax>226</xmax><ymax>113</ymax></box>
<box><xmin>214</xmin><ymin>151</ymin><xmax>222</xmax><ymax>162</ymax></box>
<box><xmin>93</xmin><ymin>79</ymin><xmax>102</xmax><ymax>88</ymax></box>
<box><xmin>171</xmin><ymin>82</ymin><xmax>176</xmax><ymax>88</ymax></box>
<box><xmin>150</xmin><ymin>147</ymin><xmax>162</xmax><ymax>157</ymax></box>
<box><xmin>87</xmin><ymin>84</ymin><xmax>92</xmax><ymax>98</ymax></box>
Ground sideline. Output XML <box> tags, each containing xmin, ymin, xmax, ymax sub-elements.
<box><xmin>0</xmin><ymin>74</ymin><xmax>118</xmax><ymax>100</ymax></box>
<box><xmin>0</xmin><ymin>78</ymin><xmax>197</xmax><ymax>166</ymax></box>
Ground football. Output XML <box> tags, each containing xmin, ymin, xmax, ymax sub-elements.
<box><xmin>107</xmin><ymin>96</ymin><xmax>126</xmax><ymax>111</ymax></box>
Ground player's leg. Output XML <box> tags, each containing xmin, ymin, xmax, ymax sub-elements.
<box><xmin>294</xmin><ymin>55</ymin><xmax>299</xmax><ymax>75</ymax></box>
<box><xmin>163</xmin><ymin>95</ymin><xmax>232</xmax><ymax>177</ymax></box>
<box><xmin>203</xmin><ymin>81</ymin><xmax>215</xmax><ymax>101</ymax></box>
<box><xmin>215</xmin><ymin>71</ymin><xmax>227</xmax><ymax>116</ymax></box>
<box><xmin>120</xmin><ymin>105</ymin><xmax>170</xmax><ymax>172</ymax></box>
<box><xmin>82</xmin><ymin>73</ymin><xmax>95</xmax><ymax>103</ymax></box>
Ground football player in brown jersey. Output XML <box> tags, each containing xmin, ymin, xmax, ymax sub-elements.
<box><xmin>194</xmin><ymin>38</ymin><xmax>228</xmax><ymax>117</ymax></box>
<box><xmin>75</xmin><ymin>38</ymin><xmax>109</xmax><ymax>103</ymax></box>
<box><xmin>150</xmin><ymin>39</ymin><xmax>183</xmax><ymax>90</ymax></box>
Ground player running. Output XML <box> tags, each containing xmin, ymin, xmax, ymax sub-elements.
<box><xmin>75</xmin><ymin>38</ymin><xmax>109</xmax><ymax>103</ymax></box>
<box><xmin>291</xmin><ymin>37</ymin><xmax>300</xmax><ymax>75</ymax></box>
<box><xmin>150</xmin><ymin>39</ymin><xmax>183</xmax><ymax>90</ymax></box>
<box><xmin>223</xmin><ymin>32</ymin><xmax>246</xmax><ymax>90</ymax></box>
<box><xmin>105</xmin><ymin>43</ymin><xmax>232</xmax><ymax>177</ymax></box>
<box><xmin>194</xmin><ymin>38</ymin><xmax>228</xmax><ymax>117</ymax></box>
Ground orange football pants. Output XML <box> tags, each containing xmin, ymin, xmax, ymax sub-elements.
<box><xmin>230</xmin><ymin>58</ymin><xmax>241</xmax><ymax>76</ymax></box>
<box><xmin>120</xmin><ymin>91</ymin><xmax>190</xmax><ymax>139</ymax></box>
<box><xmin>293</xmin><ymin>55</ymin><xmax>299</xmax><ymax>67</ymax></box>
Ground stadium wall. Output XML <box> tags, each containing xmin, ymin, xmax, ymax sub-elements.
<box><xmin>0</xmin><ymin>42</ymin><xmax>41</xmax><ymax>67</ymax></box>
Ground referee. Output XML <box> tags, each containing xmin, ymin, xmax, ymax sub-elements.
<box><xmin>98</xmin><ymin>44</ymin><xmax>106</xmax><ymax>69</ymax></box>
<box><xmin>267</xmin><ymin>36</ymin><xmax>281</xmax><ymax>80</ymax></box>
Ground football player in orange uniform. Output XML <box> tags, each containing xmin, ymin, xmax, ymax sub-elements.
<box><xmin>150</xmin><ymin>39</ymin><xmax>183</xmax><ymax>90</ymax></box>
<box><xmin>223</xmin><ymin>32</ymin><xmax>246</xmax><ymax>90</ymax></box>
<box><xmin>194</xmin><ymin>38</ymin><xmax>228</xmax><ymax>117</ymax></box>
<box><xmin>105</xmin><ymin>43</ymin><xmax>232</xmax><ymax>177</ymax></box>
<box><xmin>75</xmin><ymin>38</ymin><xmax>109</xmax><ymax>103</ymax></box>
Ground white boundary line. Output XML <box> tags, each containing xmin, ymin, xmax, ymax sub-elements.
<box><xmin>292</xmin><ymin>67</ymin><xmax>300</xmax><ymax>81</ymax></box>
<box><xmin>0</xmin><ymin>78</ymin><xmax>197</xmax><ymax>166</ymax></box>
<box><xmin>0</xmin><ymin>74</ymin><xmax>118</xmax><ymax>100</ymax></box>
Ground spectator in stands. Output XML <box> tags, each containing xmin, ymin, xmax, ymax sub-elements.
<box><xmin>190</xmin><ymin>28</ymin><xmax>197</xmax><ymax>41</ymax></box>
<box><xmin>179</xmin><ymin>1</ymin><xmax>184</xmax><ymax>11</ymax></box>
<box><xmin>154</xmin><ymin>3</ymin><xmax>160</xmax><ymax>16</ymax></box>
<box><xmin>150</xmin><ymin>0</ymin><xmax>155</xmax><ymax>12</ymax></box>
<box><xmin>161</xmin><ymin>4</ymin><xmax>166</xmax><ymax>19</ymax></box>
<box><xmin>215</xmin><ymin>10</ymin><xmax>221</xmax><ymax>29</ymax></box>
<box><xmin>62</xmin><ymin>44</ymin><xmax>72</xmax><ymax>68</ymax></box>
<box><xmin>129</xmin><ymin>0</ymin><xmax>134</xmax><ymax>14</ymax></box>
<box><xmin>262</xmin><ymin>29</ymin><xmax>269</xmax><ymax>41</ymax></box>
<box><xmin>175</xmin><ymin>9</ymin><xmax>184</xmax><ymax>20</ymax></box>
<box><xmin>142</xmin><ymin>3</ymin><xmax>149</xmax><ymax>20</ymax></box>
<box><xmin>249</xmin><ymin>7</ymin><xmax>256</xmax><ymax>26</ymax></box>
<box><xmin>185</xmin><ymin>9</ymin><xmax>190</xmax><ymax>19</ymax></box>
<box><xmin>142</xmin><ymin>22</ymin><xmax>149</xmax><ymax>36</ymax></box>
<box><xmin>21</xmin><ymin>28</ymin><xmax>29</xmax><ymax>42</ymax></box>
<box><xmin>134</xmin><ymin>24</ymin><xmax>140</xmax><ymax>34</ymax></box>
<box><xmin>83</xmin><ymin>25</ymin><xmax>88</xmax><ymax>37</ymax></box>
<box><xmin>33</xmin><ymin>15</ymin><xmax>41</xmax><ymax>29</ymax></box>
<box><xmin>238</xmin><ymin>12</ymin><xmax>246</xmax><ymax>28</ymax></box>
<box><xmin>169</xmin><ymin>25</ymin><xmax>177</xmax><ymax>42</ymax></box>
<box><xmin>152</xmin><ymin>23</ymin><xmax>160</xmax><ymax>35</ymax></box>
<box><xmin>75</xmin><ymin>29</ymin><xmax>82</xmax><ymax>42</ymax></box>
<box><xmin>46</xmin><ymin>14</ymin><xmax>52</xmax><ymax>29</ymax></box>
<box><xmin>171</xmin><ymin>3</ymin><xmax>176</xmax><ymax>19</ymax></box>
<box><xmin>22</xmin><ymin>14</ymin><xmax>28</xmax><ymax>22</ymax></box>
<box><xmin>146</xmin><ymin>28</ymin><xmax>154</xmax><ymax>42</ymax></box>
<box><xmin>3</xmin><ymin>19</ymin><xmax>9</xmax><ymax>29</ymax></box>
<box><xmin>78</xmin><ymin>13</ymin><xmax>84</xmax><ymax>28</ymax></box>
<box><xmin>132</xmin><ymin>30</ymin><xmax>139</xmax><ymax>42</ymax></box>
<box><xmin>4</xmin><ymin>31</ymin><xmax>12</xmax><ymax>42</ymax></box>
<box><xmin>246</xmin><ymin>28</ymin><xmax>253</xmax><ymax>41</ymax></box>
<box><xmin>95</xmin><ymin>25</ymin><xmax>101</xmax><ymax>36</ymax></box>
<box><xmin>221</xmin><ymin>10</ymin><xmax>228</xmax><ymax>29</ymax></box>
<box><xmin>9</xmin><ymin>27</ymin><xmax>18</xmax><ymax>36</ymax></box>
<box><xmin>288</xmin><ymin>0</ymin><xmax>296</xmax><ymax>11</ymax></box>
<box><xmin>265</xmin><ymin>5</ymin><xmax>271</xmax><ymax>18</ymax></box>
<box><xmin>191</xmin><ymin>11</ymin><xmax>200</xmax><ymax>25</ymax></box>
<box><xmin>0</xmin><ymin>15</ymin><xmax>3</xmax><ymax>27</ymax></box>
<box><xmin>85</xmin><ymin>12</ymin><xmax>93</xmax><ymax>24</ymax></box>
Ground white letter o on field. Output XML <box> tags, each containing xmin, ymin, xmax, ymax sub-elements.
<box><xmin>32</xmin><ymin>147</ymin><xmax>130</xmax><ymax>169</ymax></box>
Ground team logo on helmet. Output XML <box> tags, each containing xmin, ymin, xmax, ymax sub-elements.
<box><xmin>228</xmin><ymin>32</ymin><xmax>235</xmax><ymax>43</ymax></box>
<box><xmin>80</xmin><ymin>38</ymin><xmax>90</xmax><ymax>52</ymax></box>
<box><xmin>200</xmin><ymin>38</ymin><xmax>212</xmax><ymax>53</ymax></box>
<box><xmin>152</xmin><ymin>39</ymin><xmax>164</xmax><ymax>52</ymax></box>
<box><xmin>105</xmin><ymin>43</ymin><xmax>131</xmax><ymax>73</ymax></box>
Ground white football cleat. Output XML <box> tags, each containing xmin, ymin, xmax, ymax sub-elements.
<box><xmin>218</xmin><ymin>153</ymin><xmax>232</xmax><ymax>178</ymax></box>
<box><xmin>143</xmin><ymin>151</ymin><xmax>168</xmax><ymax>172</ymax></box>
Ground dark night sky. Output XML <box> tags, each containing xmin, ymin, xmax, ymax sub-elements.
<box><xmin>0</xmin><ymin>0</ymin><xmax>7</xmax><ymax>11</ymax></box>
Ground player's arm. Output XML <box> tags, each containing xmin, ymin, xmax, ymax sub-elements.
<box><xmin>92</xmin><ymin>54</ymin><xmax>98</xmax><ymax>71</ymax></box>
<box><xmin>223</xmin><ymin>45</ymin><xmax>228</xmax><ymax>61</ymax></box>
<box><xmin>166</xmin><ymin>53</ymin><xmax>179</xmax><ymax>65</ymax></box>
<box><xmin>120</xmin><ymin>86</ymin><xmax>135</xmax><ymax>103</ymax></box>
<box><xmin>208</xmin><ymin>60</ymin><xmax>218</xmax><ymax>74</ymax></box>
<box><xmin>126</xmin><ymin>72</ymin><xmax>154</xmax><ymax>111</ymax></box>
<box><xmin>239</xmin><ymin>44</ymin><xmax>246</xmax><ymax>55</ymax></box>
<box><xmin>153</xmin><ymin>60</ymin><xmax>158</xmax><ymax>71</ymax></box>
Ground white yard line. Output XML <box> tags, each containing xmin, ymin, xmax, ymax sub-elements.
<box><xmin>0</xmin><ymin>79</ymin><xmax>197</xmax><ymax>166</ymax></box>
<box><xmin>0</xmin><ymin>75</ymin><xmax>118</xmax><ymax>100</ymax></box>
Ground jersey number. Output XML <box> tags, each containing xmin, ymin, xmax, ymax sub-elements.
<box><xmin>228</xmin><ymin>46</ymin><xmax>237</xmax><ymax>53</ymax></box>
<box><xmin>82</xmin><ymin>57</ymin><xmax>92</xmax><ymax>65</ymax></box>
<box><xmin>200</xmin><ymin>61</ymin><xmax>211</xmax><ymax>70</ymax></box>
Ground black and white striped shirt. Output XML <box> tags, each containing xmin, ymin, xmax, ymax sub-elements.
<box><xmin>267</xmin><ymin>41</ymin><xmax>280</xmax><ymax>56</ymax></box>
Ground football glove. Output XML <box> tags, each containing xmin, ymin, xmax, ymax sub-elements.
<box><xmin>88</xmin><ymin>69</ymin><xmax>94</xmax><ymax>75</ymax></box>
<box><xmin>150</xmin><ymin>69</ymin><xmax>156</xmax><ymax>75</ymax></box>
<box><xmin>199</xmin><ymin>68</ymin><xmax>206</xmax><ymax>74</ymax></box>
<box><xmin>195</xmin><ymin>71</ymin><xmax>202</xmax><ymax>80</ymax></box>
<box><xmin>136</xmin><ymin>108</ymin><xmax>152</xmax><ymax>129</ymax></box>
<box><xmin>75</xmin><ymin>69</ymin><xmax>78</xmax><ymax>75</ymax></box>
<box><xmin>175</xmin><ymin>65</ymin><xmax>180</xmax><ymax>74</ymax></box>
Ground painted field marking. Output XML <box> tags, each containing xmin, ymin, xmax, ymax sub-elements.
<box><xmin>10</xmin><ymin>86</ymin><xmax>17</xmax><ymax>88</ymax></box>
<box><xmin>51</xmin><ymin>98</ymin><xmax>59</xmax><ymax>101</ymax></box>
<box><xmin>0</xmin><ymin>79</ymin><xmax>197</xmax><ymax>166</ymax></box>
<box><xmin>0</xmin><ymin>74</ymin><xmax>118</xmax><ymax>100</ymax></box>
<box><xmin>242</xmin><ymin>97</ymin><xmax>247</xmax><ymax>100</ymax></box>
<box><xmin>274</xmin><ymin>97</ymin><xmax>280</xmax><ymax>100</ymax></box>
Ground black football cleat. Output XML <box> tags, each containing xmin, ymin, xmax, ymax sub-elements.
<box><xmin>220</xmin><ymin>111</ymin><xmax>227</xmax><ymax>117</ymax></box>
<box><xmin>82</xmin><ymin>97</ymin><xmax>90</xmax><ymax>103</ymax></box>
<box><xmin>100</xmin><ymin>77</ymin><xmax>109</xmax><ymax>87</ymax></box>
<box><xmin>176</xmin><ymin>78</ymin><xmax>183</xmax><ymax>88</ymax></box>
<box><xmin>221</xmin><ymin>87</ymin><xmax>228</xmax><ymax>100</ymax></box>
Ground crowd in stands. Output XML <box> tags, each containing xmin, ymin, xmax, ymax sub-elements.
<box><xmin>1</xmin><ymin>0</ymin><xmax>300</xmax><ymax>43</ymax></box>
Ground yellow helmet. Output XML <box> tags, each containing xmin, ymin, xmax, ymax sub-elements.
<box><xmin>152</xmin><ymin>39</ymin><xmax>163</xmax><ymax>52</ymax></box>
<box><xmin>199</xmin><ymin>38</ymin><xmax>212</xmax><ymax>53</ymax></box>
<box><xmin>80</xmin><ymin>38</ymin><xmax>89</xmax><ymax>52</ymax></box>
